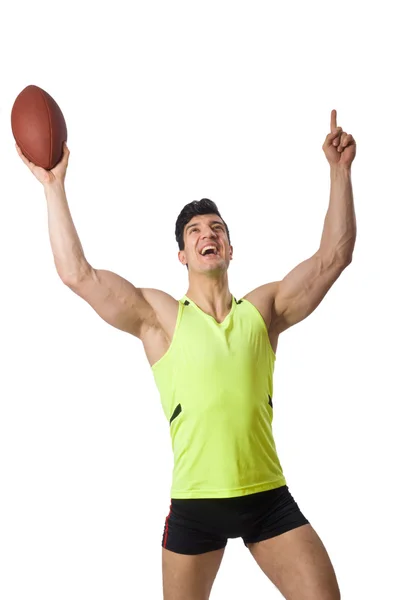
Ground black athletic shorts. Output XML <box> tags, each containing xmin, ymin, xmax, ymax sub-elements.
<box><xmin>161</xmin><ymin>484</ymin><xmax>310</xmax><ymax>555</ymax></box>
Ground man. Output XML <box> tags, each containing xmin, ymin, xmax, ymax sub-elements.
<box><xmin>17</xmin><ymin>108</ymin><xmax>356</xmax><ymax>600</ymax></box>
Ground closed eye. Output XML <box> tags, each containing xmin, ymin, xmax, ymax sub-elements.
<box><xmin>190</xmin><ymin>226</ymin><xmax>223</xmax><ymax>233</ymax></box>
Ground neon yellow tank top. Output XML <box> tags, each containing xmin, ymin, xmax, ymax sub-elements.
<box><xmin>151</xmin><ymin>295</ymin><xmax>286</xmax><ymax>499</ymax></box>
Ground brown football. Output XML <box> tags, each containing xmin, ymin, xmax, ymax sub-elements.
<box><xmin>11</xmin><ymin>85</ymin><xmax>67</xmax><ymax>170</ymax></box>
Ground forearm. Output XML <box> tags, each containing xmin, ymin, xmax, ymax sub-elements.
<box><xmin>319</xmin><ymin>166</ymin><xmax>356</xmax><ymax>262</ymax></box>
<box><xmin>44</xmin><ymin>181</ymin><xmax>90</xmax><ymax>281</ymax></box>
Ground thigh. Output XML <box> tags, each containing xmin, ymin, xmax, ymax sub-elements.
<box><xmin>161</xmin><ymin>499</ymin><xmax>228</xmax><ymax>599</ymax></box>
<box><xmin>162</xmin><ymin>546</ymin><xmax>225</xmax><ymax>600</ymax></box>
<box><xmin>247</xmin><ymin>524</ymin><xmax>340</xmax><ymax>600</ymax></box>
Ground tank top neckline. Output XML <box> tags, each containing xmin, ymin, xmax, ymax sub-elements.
<box><xmin>183</xmin><ymin>294</ymin><xmax>237</xmax><ymax>327</ymax></box>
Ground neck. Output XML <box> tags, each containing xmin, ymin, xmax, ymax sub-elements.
<box><xmin>186</xmin><ymin>274</ymin><xmax>233</xmax><ymax>316</ymax></box>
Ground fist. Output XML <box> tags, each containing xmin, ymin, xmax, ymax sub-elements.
<box><xmin>323</xmin><ymin>109</ymin><xmax>356</xmax><ymax>169</ymax></box>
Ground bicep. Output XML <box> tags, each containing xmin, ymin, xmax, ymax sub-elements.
<box><xmin>66</xmin><ymin>267</ymin><xmax>158</xmax><ymax>338</ymax></box>
<box><xmin>272</xmin><ymin>251</ymin><xmax>347</xmax><ymax>333</ymax></box>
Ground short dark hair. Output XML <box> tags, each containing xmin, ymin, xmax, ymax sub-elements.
<box><xmin>175</xmin><ymin>198</ymin><xmax>231</xmax><ymax>251</ymax></box>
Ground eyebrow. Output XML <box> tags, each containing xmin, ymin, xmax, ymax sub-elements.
<box><xmin>186</xmin><ymin>220</ymin><xmax>225</xmax><ymax>232</ymax></box>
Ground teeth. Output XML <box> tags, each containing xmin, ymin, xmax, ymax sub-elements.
<box><xmin>200</xmin><ymin>245</ymin><xmax>217</xmax><ymax>255</ymax></box>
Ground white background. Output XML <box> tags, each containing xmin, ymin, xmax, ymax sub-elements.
<box><xmin>0</xmin><ymin>1</ymin><xmax>395</xmax><ymax>598</ymax></box>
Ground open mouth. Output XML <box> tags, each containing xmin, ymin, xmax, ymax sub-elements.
<box><xmin>199</xmin><ymin>245</ymin><xmax>219</xmax><ymax>258</ymax></box>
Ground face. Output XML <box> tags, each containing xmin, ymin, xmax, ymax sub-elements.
<box><xmin>178</xmin><ymin>214</ymin><xmax>233</xmax><ymax>272</ymax></box>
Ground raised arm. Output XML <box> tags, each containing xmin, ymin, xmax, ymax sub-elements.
<box><xmin>244</xmin><ymin>110</ymin><xmax>357</xmax><ymax>335</ymax></box>
<box><xmin>16</xmin><ymin>143</ymin><xmax>167</xmax><ymax>339</ymax></box>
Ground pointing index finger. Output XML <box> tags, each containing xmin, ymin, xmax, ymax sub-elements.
<box><xmin>331</xmin><ymin>109</ymin><xmax>337</xmax><ymax>132</ymax></box>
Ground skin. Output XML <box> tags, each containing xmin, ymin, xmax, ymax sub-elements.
<box><xmin>16</xmin><ymin>108</ymin><xmax>356</xmax><ymax>599</ymax></box>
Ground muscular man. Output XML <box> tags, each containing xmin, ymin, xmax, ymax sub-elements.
<box><xmin>16</xmin><ymin>109</ymin><xmax>356</xmax><ymax>600</ymax></box>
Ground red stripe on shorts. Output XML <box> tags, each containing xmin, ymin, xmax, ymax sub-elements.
<box><xmin>163</xmin><ymin>501</ymin><xmax>172</xmax><ymax>548</ymax></box>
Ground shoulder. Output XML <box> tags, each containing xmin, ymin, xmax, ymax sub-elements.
<box><xmin>141</xmin><ymin>288</ymin><xmax>180</xmax><ymax>314</ymax></box>
<box><xmin>140</xmin><ymin>288</ymin><xmax>180</xmax><ymax>336</ymax></box>
<box><xmin>242</xmin><ymin>282</ymin><xmax>281</xmax><ymax>354</ymax></box>
<box><xmin>242</xmin><ymin>281</ymin><xmax>279</xmax><ymax>332</ymax></box>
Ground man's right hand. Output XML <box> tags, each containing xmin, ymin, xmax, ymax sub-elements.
<box><xmin>16</xmin><ymin>141</ymin><xmax>70</xmax><ymax>187</ymax></box>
